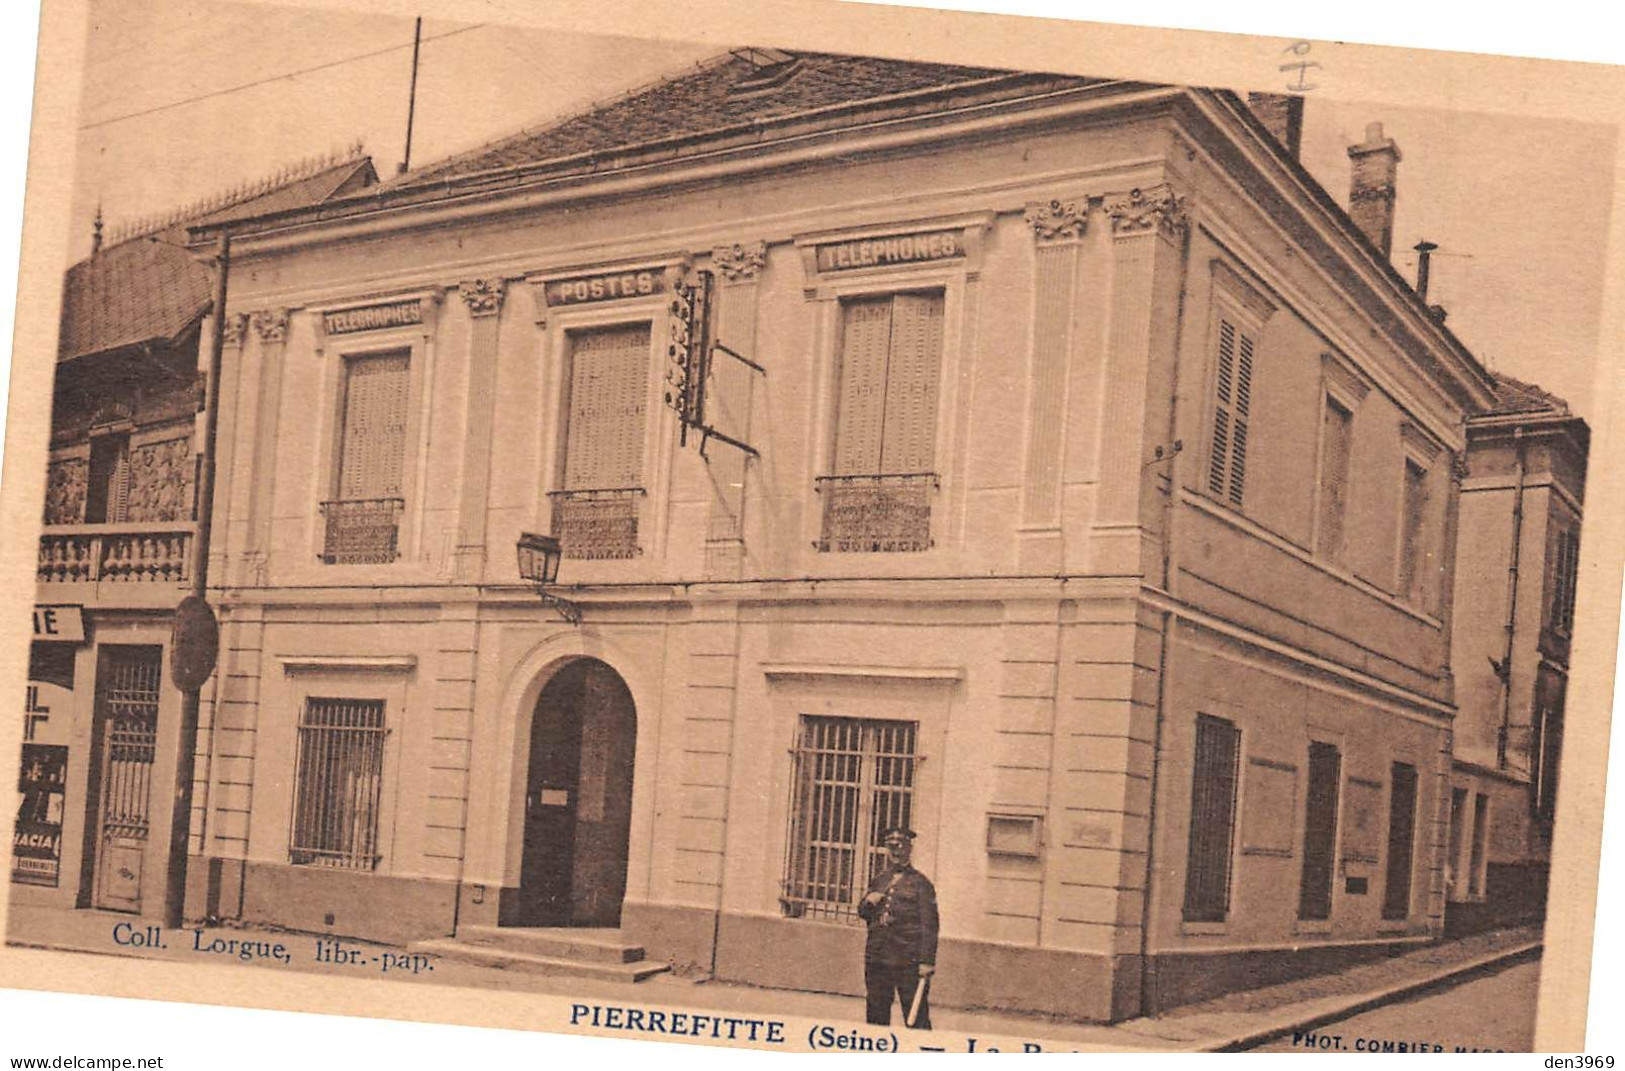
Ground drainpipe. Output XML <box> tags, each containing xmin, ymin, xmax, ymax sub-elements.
<box><xmin>1496</xmin><ymin>429</ymin><xmax>1527</xmax><ymax>768</ymax></box>
<box><xmin>1137</xmin><ymin>208</ymin><xmax>1194</xmax><ymax>1019</ymax></box>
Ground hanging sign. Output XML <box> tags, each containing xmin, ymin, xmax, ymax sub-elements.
<box><xmin>170</xmin><ymin>595</ymin><xmax>220</xmax><ymax>692</ymax></box>
<box><xmin>32</xmin><ymin>605</ymin><xmax>84</xmax><ymax>643</ymax></box>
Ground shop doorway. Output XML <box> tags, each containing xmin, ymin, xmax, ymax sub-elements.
<box><xmin>515</xmin><ymin>659</ymin><xmax>636</xmax><ymax>927</ymax></box>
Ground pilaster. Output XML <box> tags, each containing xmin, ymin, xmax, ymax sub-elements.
<box><xmin>236</xmin><ymin>308</ymin><xmax>290</xmax><ymax>586</ymax></box>
<box><xmin>452</xmin><ymin>278</ymin><xmax>507</xmax><ymax>582</ymax></box>
<box><xmin>704</xmin><ymin>242</ymin><xmax>766</xmax><ymax>579</ymax></box>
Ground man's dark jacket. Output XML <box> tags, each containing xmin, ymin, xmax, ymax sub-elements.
<box><xmin>857</xmin><ymin>863</ymin><xmax>939</xmax><ymax>967</ymax></box>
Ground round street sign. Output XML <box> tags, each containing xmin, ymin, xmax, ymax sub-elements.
<box><xmin>170</xmin><ymin>595</ymin><xmax>220</xmax><ymax>692</ymax></box>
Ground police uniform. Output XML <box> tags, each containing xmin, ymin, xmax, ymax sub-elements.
<box><xmin>857</xmin><ymin>834</ymin><xmax>939</xmax><ymax>1029</ymax></box>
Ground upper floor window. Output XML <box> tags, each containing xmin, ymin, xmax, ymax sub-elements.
<box><xmin>85</xmin><ymin>431</ymin><xmax>131</xmax><ymax>524</ymax></box>
<box><xmin>1549</xmin><ymin>526</ymin><xmax>1580</xmax><ymax>636</ymax></box>
<box><xmin>552</xmin><ymin>323</ymin><xmax>651</xmax><ymax>560</ymax></box>
<box><xmin>322</xmin><ymin>351</ymin><xmax>409</xmax><ymax>564</ymax></box>
<box><xmin>1397</xmin><ymin>457</ymin><xmax>1430</xmax><ymax>603</ymax></box>
<box><xmin>1316</xmin><ymin>396</ymin><xmax>1354</xmax><ymax>563</ymax></box>
<box><xmin>1206</xmin><ymin>317</ymin><xmax>1256</xmax><ymax>509</ymax></box>
<box><xmin>817</xmin><ymin>291</ymin><xmax>943</xmax><ymax>553</ymax></box>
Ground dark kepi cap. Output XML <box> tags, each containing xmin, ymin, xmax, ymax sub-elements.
<box><xmin>882</xmin><ymin>828</ymin><xmax>917</xmax><ymax>842</ymax></box>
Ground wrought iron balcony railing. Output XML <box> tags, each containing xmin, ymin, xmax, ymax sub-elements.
<box><xmin>547</xmin><ymin>487</ymin><xmax>644</xmax><ymax>560</ymax></box>
<box><xmin>814</xmin><ymin>473</ymin><xmax>938</xmax><ymax>553</ymax></box>
<box><xmin>37</xmin><ymin>522</ymin><xmax>195</xmax><ymax>584</ymax></box>
<box><xmin>320</xmin><ymin>498</ymin><xmax>405</xmax><ymax>565</ymax></box>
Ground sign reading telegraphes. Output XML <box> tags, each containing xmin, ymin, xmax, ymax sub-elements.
<box><xmin>814</xmin><ymin>230</ymin><xmax>964</xmax><ymax>272</ymax></box>
<box><xmin>322</xmin><ymin>300</ymin><xmax>424</xmax><ymax>336</ymax></box>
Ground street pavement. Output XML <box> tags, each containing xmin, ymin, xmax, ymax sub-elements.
<box><xmin>2</xmin><ymin>902</ymin><xmax>1542</xmax><ymax>1052</ymax></box>
<box><xmin>1248</xmin><ymin>956</ymin><xmax>1541</xmax><ymax>1052</ymax></box>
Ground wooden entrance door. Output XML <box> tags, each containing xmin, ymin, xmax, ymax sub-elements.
<box><xmin>517</xmin><ymin>660</ymin><xmax>636</xmax><ymax>927</ymax></box>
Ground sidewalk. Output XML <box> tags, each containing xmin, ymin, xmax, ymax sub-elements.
<box><xmin>3</xmin><ymin>903</ymin><xmax>1539</xmax><ymax>1052</ymax></box>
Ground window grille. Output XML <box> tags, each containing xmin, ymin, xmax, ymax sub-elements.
<box><xmin>819</xmin><ymin>292</ymin><xmax>943</xmax><ymax>553</ymax></box>
<box><xmin>1381</xmin><ymin>762</ymin><xmax>1418</xmax><ymax>919</ymax></box>
<box><xmin>782</xmin><ymin>716</ymin><xmax>918</xmax><ymax>922</ymax></box>
<box><xmin>326</xmin><ymin>352</ymin><xmax>409</xmax><ymax>563</ymax></box>
<box><xmin>290</xmin><ymin>698</ymin><xmax>386</xmax><ymax>870</ymax></box>
<box><xmin>1298</xmin><ymin>740</ymin><xmax>1342</xmax><ymax>921</ymax></box>
<box><xmin>1207</xmin><ymin>319</ymin><xmax>1254</xmax><ymax>507</ymax></box>
<box><xmin>557</xmin><ymin>324</ymin><xmax>651</xmax><ymax>558</ymax></box>
<box><xmin>1182</xmin><ymin>714</ymin><xmax>1241</xmax><ymax>923</ymax></box>
<box><xmin>1317</xmin><ymin>396</ymin><xmax>1354</xmax><ymax>561</ymax></box>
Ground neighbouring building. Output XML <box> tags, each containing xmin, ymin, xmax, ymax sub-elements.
<box><xmin>173</xmin><ymin>51</ymin><xmax>1500</xmax><ymax>1020</ymax></box>
<box><xmin>1446</xmin><ymin>373</ymin><xmax>1588</xmax><ymax>933</ymax></box>
<box><xmin>12</xmin><ymin>151</ymin><xmax>378</xmax><ymax>918</ymax></box>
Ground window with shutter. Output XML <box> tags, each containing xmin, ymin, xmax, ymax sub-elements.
<box><xmin>1549</xmin><ymin>527</ymin><xmax>1580</xmax><ymax>635</ymax></box>
<box><xmin>1207</xmin><ymin>318</ymin><xmax>1256</xmax><ymax>508</ymax></box>
<box><xmin>819</xmin><ymin>291</ymin><xmax>944</xmax><ymax>553</ymax></box>
<box><xmin>1397</xmin><ymin>459</ymin><xmax>1429</xmax><ymax>602</ymax></box>
<box><xmin>323</xmin><ymin>351</ymin><xmax>410</xmax><ymax>564</ymax></box>
<box><xmin>1381</xmin><ymin>762</ymin><xmax>1418</xmax><ymax>919</ymax></box>
<box><xmin>85</xmin><ymin>433</ymin><xmax>131</xmax><ymax>524</ymax></box>
<box><xmin>1316</xmin><ymin>397</ymin><xmax>1354</xmax><ymax>562</ymax></box>
<box><xmin>1182</xmin><ymin>714</ymin><xmax>1241</xmax><ymax>923</ymax></box>
<box><xmin>552</xmin><ymin>323</ymin><xmax>651</xmax><ymax>559</ymax></box>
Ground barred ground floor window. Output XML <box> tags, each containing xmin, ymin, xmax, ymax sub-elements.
<box><xmin>782</xmin><ymin>715</ymin><xmax>918</xmax><ymax>922</ymax></box>
<box><xmin>290</xmin><ymin>697</ymin><xmax>386</xmax><ymax>870</ymax></box>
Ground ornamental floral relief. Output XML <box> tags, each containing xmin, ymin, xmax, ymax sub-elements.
<box><xmin>1105</xmin><ymin>184</ymin><xmax>1189</xmax><ymax>238</ymax></box>
<box><xmin>458</xmin><ymin>277</ymin><xmax>507</xmax><ymax>317</ymax></box>
<box><xmin>711</xmin><ymin>241</ymin><xmax>768</xmax><ymax>281</ymax></box>
<box><xmin>1025</xmin><ymin>198</ymin><xmax>1089</xmax><ymax>242</ymax></box>
<box><xmin>125</xmin><ymin>437</ymin><xmax>194</xmax><ymax>523</ymax></box>
<box><xmin>221</xmin><ymin>312</ymin><xmax>251</xmax><ymax>346</ymax></box>
<box><xmin>43</xmin><ymin>458</ymin><xmax>87</xmax><ymax>525</ymax></box>
<box><xmin>251</xmin><ymin>307</ymin><xmax>290</xmax><ymax>343</ymax></box>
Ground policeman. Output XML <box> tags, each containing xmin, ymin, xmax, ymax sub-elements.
<box><xmin>857</xmin><ymin>827</ymin><xmax>939</xmax><ymax>1029</ymax></box>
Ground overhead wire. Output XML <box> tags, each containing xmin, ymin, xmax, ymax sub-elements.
<box><xmin>79</xmin><ymin>23</ymin><xmax>485</xmax><ymax>131</ymax></box>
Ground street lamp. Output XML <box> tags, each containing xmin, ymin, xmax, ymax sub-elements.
<box><xmin>516</xmin><ymin>532</ymin><xmax>580</xmax><ymax>624</ymax></box>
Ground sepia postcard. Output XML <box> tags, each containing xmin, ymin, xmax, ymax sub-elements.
<box><xmin>2</xmin><ymin>0</ymin><xmax>1623</xmax><ymax>1062</ymax></box>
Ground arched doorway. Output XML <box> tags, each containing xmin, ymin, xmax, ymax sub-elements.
<box><xmin>515</xmin><ymin>658</ymin><xmax>636</xmax><ymax>927</ymax></box>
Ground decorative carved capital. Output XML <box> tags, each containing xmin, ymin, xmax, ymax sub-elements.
<box><xmin>250</xmin><ymin>308</ymin><xmax>290</xmax><ymax>343</ymax></box>
<box><xmin>1450</xmin><ymin>453</ymin><xmax>1470</xmax><ymax>485</ymax></box>
<box><xmin>458</xmin><ymin>277</ymin><xmax>507</xmax><ymax>317</ymax></box>
<box><xmin>1106</xmin><ymin>185</ymin><xmax>1189</xmax><ymax>239</ymax></box>
<box><xmin>221</xmin><ymin>312</ymin><xmax>251</xmax><ymax>346</ymax></box>
<box><xmin>1025</xmin><ymin>199</ymin><xmax>1089</xmax><ymax>243</ymax></box>
<box><xmin>711</xmin><ymin>241</ymin><xmax>768</xmax><ymax>281</ymax></box>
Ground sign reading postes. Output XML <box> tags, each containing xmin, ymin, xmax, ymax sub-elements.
<box><xmin>815</xmin><ymin>230</ymin><xmax>964</xmax><ymax>273</ymax></box>
<box><xmin>323</xmin><ymin>300</ymin><xmax>423</xmax><ymax>336</ymax></box>
<box><xmin>32</xmin><ymin>605</ymin><xmax>84</xmax><ymax>643</ymax></box>
<box><xmin>170</xmin><ymin>595</ymin><xmax>220</xmax><ymax>692</ymax></box>
<box><xmin>543</xmin><ymin>269</ymin><xmax>670</xmax><ymax>307</ymax></box>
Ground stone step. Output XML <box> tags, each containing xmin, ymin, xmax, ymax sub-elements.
<box><xmin>450</xmin><ymin>925</ymin><xmax>647</xmax><ymax>964</ymax></box>
<box><xmin>410</xmin><ymin>937</ymin><xmax>670</xmax><ymax>983</ymax></box>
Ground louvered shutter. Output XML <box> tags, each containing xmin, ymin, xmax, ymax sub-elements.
<box><xmin>832</xmin><ymin>298</ymin><xmax>892</xmax><ymax>476</ymax></box>
<box><xmin>1182</xmin><ymin>714</ymin><xmax>1241</xmax><ymax>923</ymax></box>
<box><xmin>1317</xmin><ymin>398</ymin><xmax>1353</xmax><ymax>559</ymax></box>
<box><xmin>564</xmin><ymin>324</ymin><xmax>651</xmax><ymax>490</ymax></box>
<box><xmin>1208</xmin><ymin>320</ymin><xmax>1236</xmax><ymax>498</ymax></box>
<box><xmin>110</xmin><ymin>441</ymin><xmax>131</xmax><ymax>524</ymax></box>
<box><xmin>1229</xmin><ymin>332</ymin><xmax>1254</xmax><ymax>505</ymax></box>
<box><xmin>1207</xmin><ymin>319</ymin><xmax>1255</xmax><ymax>507</ymax></box>
<box><xmin>879</xmin><ymin>292</ymin><xmax>943</xmax><ymax>475</ymax></box>
<box><xmin>337</xmin><ymin>352</ymin><xmax>410</xmax><ymax>500</ymax></box>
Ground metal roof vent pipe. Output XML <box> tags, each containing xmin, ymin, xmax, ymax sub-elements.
<box><xmin>1348</xmin><ymin>121</ymin><xmax>1402</xmax><ymax>257</ymax></box>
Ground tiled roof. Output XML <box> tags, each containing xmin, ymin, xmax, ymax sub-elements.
<box><xmin>1487</xmin><ymin>371</ymin><xmax>1572</xmax><ymax>416</ymax></box>
<box><xmin>393</xmin><ymin>50</ymin><xmax>1040</xmax><ymax>187</ymax></box>
<box><xmin>58</xmin><ymin>158</ymin><xmax>378</xmax><ymax>363</ymax></box>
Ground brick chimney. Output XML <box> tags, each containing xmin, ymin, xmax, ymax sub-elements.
<box><xmin>1247</xmin><ymin>93</ymin><xmax>1304</xmax><ymax>160</ymax></box>
<box><xmin>1347</xmin><ymin>122</ymin><xmax>1402</xmax><ymax>257</ymax></box>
